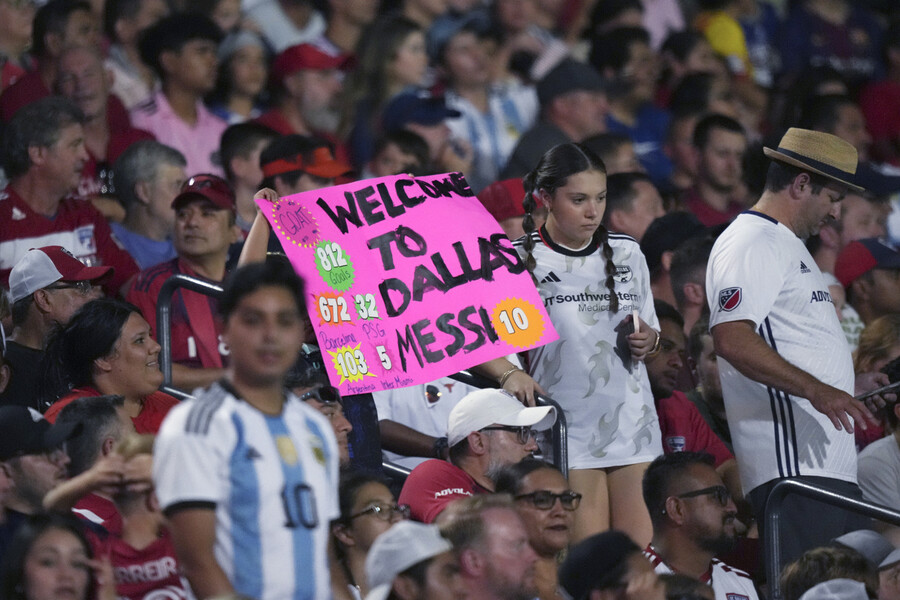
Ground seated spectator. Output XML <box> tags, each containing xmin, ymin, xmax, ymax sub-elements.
<box><xmin>285</xmin><ymin>368</ymin><xmax>353</xmax><ymax>467</ymax></box>
<box><xmin>207</xmin><ymin>30</ymin><xmax>269</xmax><ymax>125</ymax></box>
<box><xmin>642</xmin><ymin>452</ymin><xmax>757</xmax><ymax>600</ymax></box>
<box><xmin>835</xmin><ymin>239</ymin><xmax>900</xmax><ymax>329</ymax></box>
<box><xmin>860</xmin><ymin>22</ymin><xmax>900</xmax><ymax>167</ymax></box>
<box><xmin>670</xmin><ymin>234</ymin><xmax>717</xmax><ymax>336</ymax></box>
<box><xmin>245</xmin><ymin>0</ymin><xmax>326</xmax><ymax>53</ymax></box>
<box><xmin>397</xmin><ymin>388</ymin><xmax>556</xmax><ymax>523</ymax></box>
<box><xmin>43</xmin><ymin>394</ymin><xmax>134</xmax><ymax>535</ymax></box>
<box><xmin>256</xmin><ymin>43</ymin><xmax>344</xmax><ymax>138</ymax></box>
<box><xmin>0</xmin><ymin>96</ymin><xmax>138</xmax><ymax>295</ymax></box>
<box><xmin>640</xmin><ymin>212</ymin><xmax>706</xmax><ymax>307</ymax></box>
<box><xmin>132</xmin><ymin>12</ymin><xmax>226</xmax><ymax>177</ymax></box>
<box><xmin>56</xmin><ymin>45</ymin><xmax>154</xmax><ymax>221</ymax></box>
<box><xmin>341</xmin><ymin>15</ymin><xmax>428</xmax><ymax>168</ymax></box>
<box><xmin>559</xmin><ymin>529</ymin><xmax>666</xmax><ymax>600</ymax></box>
<box><xmin>502</xmin><ymin>59</ymin><xmax>608</xmax><ymax>179</ymax></box>
<box><xmin>592</xmin><ymin>27</ymin><xmax>672</xmax><ymax>185</ymax></box>
<box><xmin>365</xmin><ymin>520</ymin><xmax>462</xmax><ymax>600</ymax></box>
<box><xmin>111</xmin><ymin>140</ymin><xmax>186</xmax><ymax>270</ymax></box>
<box><xmin>381</xmin><ymin>90</ymin><xmax>472</xmax><ymax>177</ymax></box>
<box><xmin>260</xmin><ymin>135</ymin><xmax>354</xmax><ymax>198</ymax></box>
<box><xmin>41</xmin><ymin>298</ymin><xmax>178</xmax><ymax>434</ymax></box>
<box><xmin>686</xmin><ymin>317</ymin><xmax>732</xmax><ymax>453</ymax></box>
<box><xmin>96</xmin><ymin>433</ymin><xmax>190</xmax><ymax>600</ymax></box>
<box><xmin>103</xmin><ymin>0</ymin><xmax>168</xmax><ymax>111</ymax></box>
<box><xmin>0</xmin><ymin>0</ymin><xmax>101</xmax><ymax>121</ymax></box>
<box><xmin>645</xmin><ymin>303</ymin><xmax>740</xmax><ymax>504</ymax></box>
<box><xmin>663</xmin><ymin>109</ymin><xmax>702</xmax><ymax>200</ymax></box>
<box><xmin>852</xmin><ymin>315</ymin><xmax>900</xmax><ymax>450</ymax></box>
<box><xmin>657</xmin><ymin>31</ymin><xmax>721</xmax><ymax>106</ymax></box>
<box><xmin>0</xmin><ymin>407</ymin><xmax>80</xmax><ymax>557</ymax></box>
<box><xmin>438</xmin><ymin>494</ymin><xmax>539</xmax><ymax>600</ymax></box>
<box><xmin>363</xmin><ymin>129</ymin><xmax>430</xmax><ymax>180</ymax></box>
<box><xmin>494</xmin><ymin>458</ymin><xmax>579</xmax><ymax>600</ymax></box>
<box><xmin>681</xmin><ymin>114</ymin><xmax>749</xmax><ymax>227</ymax></box>
<box><xmin>0</xmin><ymin>0</ymin><xmax>35</xmax><ymax>91</ymax></box>
<box><xmin>476</xmin><ymin>178</ymin><xmax>546</xmax><ymax>241</ymax></box>
<box><xmin>780</xmin><ymin>546</ymin><xmax>879</xmax><ymax>600</ymax></box>
<box><xmin>602</xmin><ymin>172</ymin><xmax>666</xmax><ymax>242</ymax></box>
<box><xmin>0</xmin><ymin>247</ymin><xmax>107</xmax><ymax>410</ymax></box>
<box><xmin>374</xmin><ymin>377</ymin><xmax>476</xmax><ymax>471</ymax></box>
<box><xmin>583</xmin><ymin>133</ymin><xmax>645</xmax><ymax>175</ymax></box>
<box><xmin>858</xmin><ymin>352</ymin><xmax>900</xmax><ymax>515</ymax></box>
<box><xmin>332</xmin><ymin>471</ymin><xmax>409</xmax><ymax>598</ymax></box>
<box><xmin>0</xmin><ymin>513</ymin><xmax>107</xmax><ymax>600</ymax></box>
<box><xmin>219</xmin><ymin>122</ymin><xmax>277</xmax><ymax>235</ymax></box>
<box><xmin>437</xmin><ymin>20</ymin><xmax>538</xmax><ymax>193</ymax></box>
<box><xmin>127</xmin><ymin>175</ymin><xmax>240</xmax><ymax>392</ymax></box>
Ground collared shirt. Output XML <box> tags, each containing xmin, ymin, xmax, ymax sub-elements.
<box><xmin>131</xmin><ymin>90</ymin><xmax>226</xmax><ymax>177</ymax></box>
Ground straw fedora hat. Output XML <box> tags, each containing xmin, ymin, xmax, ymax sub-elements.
<box><xmin>763</xmin><ymin>128</ymin><xmax>864</xmax><ymax>192</ymax></box>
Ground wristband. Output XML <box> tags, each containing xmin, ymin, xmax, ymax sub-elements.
<box><xmin>499</xmin><ymin>367</ymin><xmax>522</xmax><ymax>387</ymax></box>
<box><xmin>432</xmin><ymin>436</ymin><xmax>449</xmax><ymax>459</ymax></box>
<box><xmin>646</xmin><ymin>330</ymin><xmax>662</xmax><ymax>357</ymax></box>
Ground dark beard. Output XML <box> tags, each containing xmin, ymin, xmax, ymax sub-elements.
<box><xmin>698</xmin><ymin>530</ymin><xmax>737</xmax><ymax>556</ymax></box>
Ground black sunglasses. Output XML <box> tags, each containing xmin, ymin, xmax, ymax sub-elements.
<box><xmin>514</xmin><ymin>490</ymin><xmax>582</xmax><ymax>511</ymax></box>
<box><xmin>676</xmin><ymin>485</ymin><xmax>731</xmax><ymax>506</ymax></box>
<box><xmin>299</xmin><ymin>385</ymin><xmax>341</xmax><ymax>405</ymax></box>
<box><xmin>480</xmin><ymin>425</ymin><xmax>536</xmax><ymax>445</ymax></box>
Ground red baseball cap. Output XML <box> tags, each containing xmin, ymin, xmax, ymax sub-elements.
<box><xmin>171</xmin><ymin>174</ymin><xmax>236</xmax><ymax>212</ymax></box>
<box><xmin>8</xmin><ymin>246</ymin><xmax>112</xmax><ymax>303</ymax></box>
<box><xmin>262</xmin><ymin>146</ymin><xmax>353</xmax><ymax>180</ymax></box>
<box><xmin>270</xmin><ymin>43</ymin><xmax>344</xmax><ymax>85</ymax></box>
<box><xmin>834</xmin><ymin>238</ymin><xmax>900</xmax><ymax>288</ymax></box>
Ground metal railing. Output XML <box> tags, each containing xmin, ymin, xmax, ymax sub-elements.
<box><xmin>765</xmin><ymin>479</ymin><xmax>900</xmax><ymax>600</ymax></box>
<box><xmin>155</xmin><ymin>273</ymin><xmax>568</xmax><ymax>477</ymax></box>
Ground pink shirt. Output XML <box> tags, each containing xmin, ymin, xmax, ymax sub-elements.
<box><xmin>131</xmin><ymin>90</ymin><xmax>226</xmax><ymax>177</ymax></box>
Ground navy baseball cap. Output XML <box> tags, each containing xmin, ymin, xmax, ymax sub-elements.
<box><xmin>381</xmin><ymin>91</ymin><xmax>461</xmax><ymax>133</ymax></box>
<box><xmin>834</xmin><ymin>238</ymin><xmax>900</xmax><ymax>288</ymax></box>
<box><xmin>537</xmin><ymin>59</ymin><xmax>606</xmax><ymax>107</ymax></box>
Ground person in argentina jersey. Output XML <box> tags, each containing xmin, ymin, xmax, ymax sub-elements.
<box><xmin>511</xmin><ymin>142</ymin><xmax>663</xmax><ymax>545</ymax></box>
<box><xmin>706</xmin><ymin>128</ymin><xmax>878</xmax><ymax>563</ymax></box>
<box><xmin>153</xmin><ymin>260</ymin><xmax>339</xmax><ymax>600</ymax></box>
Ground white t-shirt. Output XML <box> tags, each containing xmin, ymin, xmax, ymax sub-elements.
<box><xmin>154</xmin><ymin>381</ymin><xmax>340</xmax><ymax>600</ymax></box>
<box><xmin>707</xmin><ymin>211</ymin><xmax>857</xmax><ymax>493</ymax></box>
<box><xmin>858</xmin><ymin>434</ymin><xmax>900</xmax><ymax>508</ymax></box>
<box><xmin>373</xmin><ymin>377</ymin><xmax>475</xmax><ymax>470</ymax></box>
<box><xmin>514</xmin><ymin>228</ymin><xmax>662</xmax><ymax>469</ymax></box>
<box><xmin>645</xmin><ymin>545</ymin><xmax>760</xmax><ymax>600</ymax></box>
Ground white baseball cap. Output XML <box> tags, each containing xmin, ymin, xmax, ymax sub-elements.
<box><xmin>365</xmin><ymin>521</ymin><xmax>452</xmax><ymax>600</ymax></box>
<box><xmin>798</xmin><ymin>579</ymin><xmax>868</xmax><ymax>600</ymax></box>
<box><xmin>8</xmin><ymin>246</ymin><xmax>111</xmax><ymax>303</ymax></box>
<box><xmin>447</xmin><ymin>388</ymin><xmax>557</xmax><ymax>447</ymax></box>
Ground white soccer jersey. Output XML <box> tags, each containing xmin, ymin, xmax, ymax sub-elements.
<box><xmin>706</xmin><ymin>212</ymin><xmax>856</xmax><ymax>493</ymax></box>
<box><xmin>645</xmin><ymin>545</ymin><xmax>760</xmax><ymax>600</ymax></box>
<box><xmin>154</xmin><ymin>381</ymin><xmax>340</xmax><ymax>600</ymax></box>
<box><xmin>514</xmin><ymin>229</ymin><xmax>662</xmax><ymax>469</ymax></box>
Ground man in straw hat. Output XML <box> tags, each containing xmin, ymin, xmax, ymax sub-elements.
<box><xmin>705</xmin><ymin>128</ymin><xmax>877</xmax><ymax>562</ymax></box>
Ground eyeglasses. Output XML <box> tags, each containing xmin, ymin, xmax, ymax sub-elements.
<box><xmin>480</xmin><ymin>425</ymin><xmax>536</xmax><ymax>445</ymax></box>
<box><xmin>348</xmin><ymin>502</ymin><xmax>410</xmax><ymax>522</ymax></box>
<box><xmin>299</xmin><ymin>385</ymin><xmax>341</xmax><ymax>405</ymax></box>
<box><xmin>676</xmin><ymin>485</ymin><xmax>731</xmax><ymax>506</ymax></box>
<box><xmin>514</xmin><ymin>490</ymin><xmax>582</xmax><ymax>511</ymax></box>
<box><xmin>46</xmin><ymin>280</ymin><xmax>93</xmax><ymax>296</ymax></box>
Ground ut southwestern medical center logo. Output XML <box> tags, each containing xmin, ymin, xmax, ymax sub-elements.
<box><xmin>718</xmin><ymin>287</ymin><xmax>742</xmax><ymax>312</ymax></box>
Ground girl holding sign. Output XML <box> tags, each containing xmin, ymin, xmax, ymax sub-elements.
<box><xmin>509</xmin><ymin>142</ymin><xmax>663</xmax><ymax>545</ymax></box>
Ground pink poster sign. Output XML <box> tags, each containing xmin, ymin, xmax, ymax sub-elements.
<box><xmin>255</xmin><ymin>173</ymin><xmax>558</xmax><ymax>395</ymax></box>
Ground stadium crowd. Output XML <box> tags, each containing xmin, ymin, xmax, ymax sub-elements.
<box><xmin>2</xmin><ymin>0</ymin><xmax>900</xmax><ymax>599</ymax></box>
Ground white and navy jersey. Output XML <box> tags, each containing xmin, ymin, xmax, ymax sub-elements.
<box><xmin>645</xmin><ymin>545</ymin><xmax>760</xmax><ymax>600</ymax></box>
<box><xmin>706</xmin><ymin>211</ymin><xmax>856</xmax><ymax>493</ymax></box>
<box><xmin>513</xmin><ymin>228</ymin><xmax>662</xmax><ymax>469</ymax></box>
<box><xmin>153</xmin><ymin>381</ymin><xmax>340</xmax><ymax>600</ymax></box>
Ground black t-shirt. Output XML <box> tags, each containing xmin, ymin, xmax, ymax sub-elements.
<box><xmin>0</xmin><ymin>341</ymin><xmax>45</xmax><ymax>412</ymax></box>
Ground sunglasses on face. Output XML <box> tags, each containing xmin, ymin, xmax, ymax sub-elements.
<box><xmin>299</xmin><ymin>385</ymin><xmax>341</xmax><ymax>405</ymax></box>
<box><xmin>46</xmin><ymin>280</ymin><xmax>93</xmax><ymax>296</ymax></box>
<box><xmin>348</xmin><ymin>502</ymin><xmax>410</xmax><ymax>522</ymax></box>
<box><xmin>480</xmin><ymin>425</ymin><xmax>536</xmax><ymax>445</ymax></box>
<box><xmin>514</xmin><ymin>490</ymin><xmax>582</xmax><ymax>511</ymax></box>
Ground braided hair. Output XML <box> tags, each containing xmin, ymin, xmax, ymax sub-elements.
<box><xmin>522</xmin><ymin>142</ymin><xmax>620</xmax><ymax>312</ymax></box>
